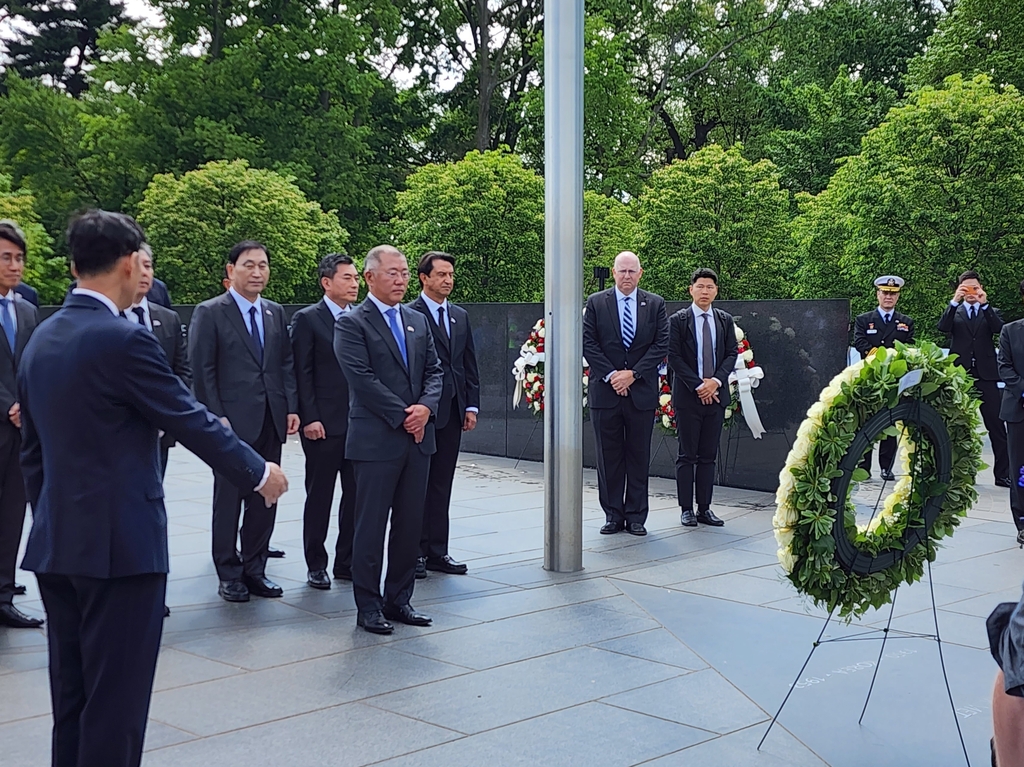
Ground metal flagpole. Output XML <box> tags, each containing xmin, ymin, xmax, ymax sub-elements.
<box><xmin>543</xmin><ymin>0</ymin><xmax>584</xmax><ymax>573</ymax></box>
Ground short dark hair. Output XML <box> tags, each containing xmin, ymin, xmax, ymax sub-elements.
<box><xmin>0</xmin><ymin>221</ymin><xmax>27</xmax><ymax>254</ymax></box>
<box><xmin>318</xmin><ymin>253</ymin><xmax>353</xmax><ymax>282</ymax></box>
<box><xmin>67</xmin><ymin>210</ymin><xmax>145</xmax><ymax>277</ymax></box>
<box><xmin>228</xmin><ymin>240</ymin><xmax>268</xmax><ymax>265</ymax></box>
<box><xmin>691</xmin><ymin>268</ymin><xmax>719</xmax><ymax>285</ymax></box>
<box><xmin>957</xmin><ymin>270</ymin><xmax>980</xmax><ymax>285</ymax></box>
<box><xmin>418</xmin><ymin>251</ymin><xmax>455</xmax><ymax>277</ymax></box>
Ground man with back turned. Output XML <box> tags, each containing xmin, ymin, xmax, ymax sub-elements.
<box><xmin>18</xmin><ymin>210</ymin><xmax>288</xmax><ymax>767</ymax></box>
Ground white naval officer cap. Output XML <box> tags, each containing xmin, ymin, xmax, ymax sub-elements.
<box><xmin>874</xmin><ymin>275</ymin><xmax>904</xmax><ymax>293</ymax></box>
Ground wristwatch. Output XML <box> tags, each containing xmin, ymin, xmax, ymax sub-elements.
<box><xmin>632</xmin><ymin>370</ymin><xmax>641</xmax><ymax>380</ymax></box>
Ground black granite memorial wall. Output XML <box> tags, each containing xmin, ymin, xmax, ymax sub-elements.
<box><xmin>40</xmin><ymin>298</ymin><xmax>850</xmax><ymax>492</ymax></box>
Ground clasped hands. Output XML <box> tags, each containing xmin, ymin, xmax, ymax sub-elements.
<box><xmin>609</xmin><ymin>369</ymin><xmax>635</xmax><ymax>396</ymax></box>
<box><xmin>696</xmin><ymin>377</ymin><xmax>721</xmax><ymax>406</ymax></box>
<box><xmin>404</xmin><ymin>404</ymin><xmax>431</xmax><ymax>443</ymax></box>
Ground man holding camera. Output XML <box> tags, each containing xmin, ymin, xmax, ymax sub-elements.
<box><xmin>938</xmin><ymin>270</ymin><xmax>1009</xmax><ymax>488</ymax></box>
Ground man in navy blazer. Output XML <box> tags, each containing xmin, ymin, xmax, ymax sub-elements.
<box><xmin>18</xmin><ymin>210</ymin><xmax>289</xmax><ymax>767</ymax></box>
<box><xmin>335</xmin><ymin>245</ymin><xmax>443</xmax><ymax>634</ymax></box>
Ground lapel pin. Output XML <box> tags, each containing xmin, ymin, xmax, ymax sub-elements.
<box><xmin>641</xmin><ymin>302</ymin><xmax>646</xmax><ymax>307</ymax></box>
<box><xmin>407</xmin><ymin>325</ymin><xmax>414</xmax><ymax>332</ymax></box>
<box><xmin>153</xmin><ymin>319</ymin><xmax>162</xmax><ymax>327</ymax></box>
<box><xmin>451</xmin><ymin>317</ymin><xmax>456</xmax><ymax>323</ymax></box>
<box><xmin>265</xmin><ymin>309</ymin><xmax>272</xmax><ymax>316</ymax></box>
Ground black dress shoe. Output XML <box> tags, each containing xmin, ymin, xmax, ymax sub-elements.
<box><xmin>880</xmin><ymin>469</ymin><xmax>896</xmax><ymax>482</ymax></box>
<box><xmin>0</xmin><ymin>603</ymin><xmax>43</xmax><ymax>628</ymax></box>
<box><xmin>1017</xmin><ymin>529</ymin><xmax>1024</xmax><ymax>549</ymax></box>
<box><xmin>164</xmin><ymin>605</ymin><xmax>171</xmax><ymax>618</ymax></box>
<box><xmin>307</xmin><ymin>570</ymin><xmax>331</xmax><ymax>590</ymax></box>
<box><xmin>357</xmin><ymin>610</ymin><xmax>394</xmax><ymax>635</ymax></box>
<box><xmin>997</xmin><ymin>476</ymin><xmax>1013</xmax><ymax>488</ymax></box>
<box><xmin>383</xmin><ymin>603</ymin><xmax>432</xmax><ymax>626</ymax></box>
<box><xmin>415</xmin><ymin>557</ymin><xmax>427</xmax><ymax>579</ymax></box>
<box><xmin>425</xmin><ymin>555</ymin><xmax>468</xmax><ymax>575</ymax></box>
<box><xmin>243</xmin><ymin>575</ymin><xmax>283</xmax><ymax>598</ymax></box>
<box><xmin>13</xmin><ymin>583</ymin><xmax>26</xmax><ymax>596</ymax></box>
<box><xmin>695</xmin><ymin>509</ymin><xmax>725</xmax><ymax>527</ymax></box>
<box><xmin>267</xmin><ymin>547</ymin><xmax>285</xmax><ymax>558</ymax></box>
<box><xmin>333</xmin><ymin>568</ymin><xmax>352</xmax><ymax>581</ymax></box>
<box><xmin>600</xmin><ymin>521</ymin><xmax>626</xmax><ymax>534</ymax></box>
<box><xmin>680</xmin><ymin>509</ymin><xmax>697</xmax><ymax>527</ymax></box>
<box><xmin>627</xmin><ymin>522</ymin><xmax>647</xmax><ymax>536</ymax></box>
<box><xmin>218</xmin><ymin>580</ymin><xmax>250</xmax><ymax>602</ymax></box>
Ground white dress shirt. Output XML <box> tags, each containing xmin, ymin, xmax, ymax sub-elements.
<box><xmin>615</xmin><ymin>286</ymin><xmax>637</xmax><ymax>345</ymax></box>
<box><xmin>323</xmin><ymin>295</ymin><xmax>350</xmax><ymax>320</ymax></box>
<box><xmin>229</xmin><ymin>287</ymin><xmax>264</xmax><ymax>344</ymax></box>
<box><xmin>419</xmin><ymin>292</ymin><xmax>478</xmax><ymax>414</ymax></box>
<box><xmin>126</xmin><ymin>296</ymin><xmax>152</xmax><ymax>331</ymax></box>
<box><xmin>366</xmin><ymin>292</ymin><xmax>407</xmax><ymax>347</ymax></box>
<box><xmin>690</xmin><ymin>302</ymin><xmax>721</xmax><ymax>386</ymax></box>
<box><xmin>0</xmin><ymin>288</ymin><xmax>19</xmax><ymax>334</ymax></box>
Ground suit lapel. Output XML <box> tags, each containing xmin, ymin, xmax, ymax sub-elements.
<box><xmin>315</xmin><ymin>300</ymin><xmax>336</xmax><ymax>338</ymax></box>
<box><xmin>222</xmin><ymin>294</ymin><xmax>261</xmax><ymax>365</ymax></box>
<box><xmin>260</xmin><ymin>304</ymin><xmax>276</xmax><ymax>371</ymax></box>
<box><xmin>963</xmin><ymin>304</ymin><xmax>982</xmax><ymax>338</ymax></box>
<box><xmin>401</xmin><ymin>306</ymin><xmax>419</xmax><ymax>382</ymax></box>
<box><xmin>607</xmin><ymin>289</ymin><xmax>627</xmax><ymax>354</ymax></box>
<box><xmin>416</xmin><ymin>297</ymin><xmax>450</xmax><ymax>357</ymax></box>
<box><xmin>364</xmin><ymin>302</ymin><xmax>409</xmax><ymax>375</ymax></box>
<box><xmin>12</xmin><ymin>300</ymin><xmax>31</xmax><ymax>361</ymax></box>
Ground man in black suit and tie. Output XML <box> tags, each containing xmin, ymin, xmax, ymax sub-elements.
<box><xmin>126</xmin><ymin>244</ymin><xmax>192</xmax><ymax>479</ymax></box>
<box><xmin>853</xmin><ymin>275</ymin><xmax>915</xmax><ymax>481</ymax></box>
<box><xmin>669</xmin><ymin>268</ymin><xmax>737</xmax><ymax>528</ymax></box>
<box><xmin>583</xmin><ymin>251</ymin><xmax>669</xmax><ymax>537</ymax></box>
<box><xmin>18</xmin><ymin>210</ymin><xmax>288</xmax><ymax>767</ymax></box>
<box><xmin>189</xmin><ymin>241</ymin><xmax>300</xmax><ymax>603</ymax></box>
<box><xmin>67</xmin><ymin>274</ymin><xmax>172</xmax><ymax>308</ymax></box>
<box><xmin>998</xmin><ymin>282</ymin><xmax>1024</xmax><ymax>546</ymax></box>
<box><xmin>335</xmin><ymin>245</ymin><xmax>443</xmax><ymax>634</ymax></box>
<box><xmin>938</xmin><ymin>270</ymin><xmax>1009</xmax><ymax>487</ymax></box>
<box><xmin>409</xmin><ymin>251</ymin><xmax>480</xmax><ymax>576</ymax></box>
<box><xmin>0</xmin><ymin>221</ymin><xmax>41</xmax><ymax>629</ymax></box>
<box><xmin>291</xmin><ymin>253</ymin><xmax>360</xmax><ymax>589</ymax></box>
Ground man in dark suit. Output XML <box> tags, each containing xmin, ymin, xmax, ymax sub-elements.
<box><xmin>0</xmin><ymin>221</ymin><xmax>41</xmax><ymax>629</ymax></box>
<box><xmin>126</xmin><ymin>244</ymin><xmax>192</xmax><ymax>479</ymax></box>
<box><xmin>189</xmin><ymin>240</ymin><xmax>299</xmax><ymax>603</ymax></box>
<box><xmin>291</xmin><ymin>254</ymin><xmax>359</xmax><ymax>589</ymax></box>
<box><xmin>939</xmin><ymin>270</ymin><xmax>1009</xmax><ymax>487</ymax></box>
<box><xmin>583</xmin><ymin>251</ymin><xmax>669</xmax><ymax>537</ymax></box>
<box><xmin>409</xmin><ymin>251</ymin><xmax>480</xmax><ymax>576</ymax></box>
<box><xmin>18</xmin><ymin>210</ymin><xmax>288</xmax><ymax>767</ymax></box>
<box><xmin>853</xmin><ymin>275</ymin><xmax>915</xmax><ymax>481</ymax></box>
<box><xmin>669</xmin><ymin>268</ymin><xmax>737</xmax><ymax>528</ymax></box>
<box><xmin>998</xmin><ymin>282</ymin><xmax>1024</xmax><ymax>546</ymax></box>
<box><xmin>66</xmin><ymin>275</ymin><xmax>172</xmax><ymax>308</ymax></box>
<box><xmin>335</xmin><ymin>245</ymin><xmax>443</xmax><ymax>634</ymax></box>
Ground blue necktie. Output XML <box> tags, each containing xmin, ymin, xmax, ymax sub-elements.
<box><xmin>386</xmin><ymin>308</ymin><xmax>409</xmax><ymax>367</ymax></box>
<box><xmin>248</xmin><ymin>306</ymin><xmax>263</xmax><ymax>364</ymax></box>
<box><xmin>0</xmin><ymin>298</ymin><xmax>15</xmax><ymax>352</ymax></box>
<box><xmin>622</xmin><ymin>297</ymin><xmax>634</xmax><ymax>348</ymax></box>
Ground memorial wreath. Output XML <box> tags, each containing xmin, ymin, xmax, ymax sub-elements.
<box><xmin>511</xmin><ymin>319</ymin><xmax>589</xmax><ymax>414</ymax></box>
<box><xmin>772</xmin><ymin>342</ymin><xmax>983</xmax><ymax>618</ymax></box>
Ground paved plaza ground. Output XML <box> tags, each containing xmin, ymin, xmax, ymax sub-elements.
<box><xmin>0</xmin><ymin>438</ymin><xmax>1019</xmax><ymax>766</ymax></box>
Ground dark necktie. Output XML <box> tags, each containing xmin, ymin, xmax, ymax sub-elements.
<box><xmin>386</xmin><ymin>308</ymin><xmax>409</xmax><ymax>367</ymax></box>
<box><xmin>0</xmin><ymin>298</ymin><xmax>14</xmax><ymax>352</ymax></box>
<box><xmin>622</xmin><ymin>297</ymin><xmax>634</xmax><ymax>348</ymax></box>
<box><xmin>969</xmin><ymin>306</ymin><xmax>977</xmax><ymax>321</ymax></box>
<box><xmin>437</xmin><ymin>305</ymin><xmax>448</xmax><ymax>337</ymax></box>
<box><xmin>132</xmin><ymin>305</ymin><xmax>147</xmax><ymax>329</ymax></box>
<box><xmin>701</xmin><ymin>313</ymin><xmax>714</xmax><ymax>380</ymax></box>
<box><xmin>118</xmin><ymin>310</ymin><xmax>127</xmax><ymax>319</ymax></box>
<box><xmin>248</xmin><ymin>306</ymin><xmax>263</xmax><ymax>364</ymax></box>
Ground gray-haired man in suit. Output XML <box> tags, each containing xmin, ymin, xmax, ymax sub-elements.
<box><xmin>334</xmin><ymin>245</ymin><xmax>443</xmax><ymax>635</ymax></box>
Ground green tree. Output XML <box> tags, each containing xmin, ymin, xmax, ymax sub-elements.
<box><xmin>637</xmin><ymin>144</ymin><xmax>794</xmax><ymax>301</ymax></box>
<box><xmin>392</xmin><ymin>150</ymin><xmax>544</xmax><ymax>303</ymax></box>
<box><xmin>0</xmin><ymin>175</ymin><xmax>69</xmax><ymax>303</ymax></box>
<box><xmin>794</xmin><ymin>75</ymin><xmax>1024</xmax><ymax>337</ymax></box>
<box><xmin>136</xmin><ymin>160</ymin><xmax>348</xmax><ymax>304</ymax></box>
<box><xmin>910</xmin><ymin>0</ymin><xmax>1024</xmax><ymax>93</ymax></box>
<box><xmin>583</xmin><ymin>191</ymin><xmax>638</xmax><ymax>296</ymax></box>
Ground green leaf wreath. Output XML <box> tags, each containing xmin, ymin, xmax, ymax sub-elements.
<box><xmin>772</xmin><ymin>342</ymin><xmax>983</xmax><ymax>619</ymax></box>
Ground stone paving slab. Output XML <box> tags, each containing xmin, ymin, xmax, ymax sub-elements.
<box><xmin>0</xmin><ymin>437</ymin><xmax>1018</xmax><ymax>765</ymax></box>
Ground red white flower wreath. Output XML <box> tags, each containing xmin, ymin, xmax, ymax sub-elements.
<box><xmin>511</xmin><ymin>319</ymin><xmax>590</xmax><ymax>414</ymax></box>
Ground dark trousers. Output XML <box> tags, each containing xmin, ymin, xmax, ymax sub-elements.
<box><xmin>421</xmin><ymin>399</ymin><xmax>462</xmax><ymax>561</ymax></box>
<box><xmin>37</xmin><ymin>571</ymin><xmax>166</xmax><ymax>767</ymax></box>
<box><xmin>859</xmin><ymin>437</ymin><xmax>896</xmax><ymax>474</ymax></box>
<box><xmin>675</xmin><ymin>395</ymin><xmax>726</xmax><ymax>511</ymax></box>
<box><xmin>351</xmin><ymin>446</ymin><xmax>430</xmax><ymax>613</ymax></box>
<box><xmin>973</xmin><ymin>377</ymin><xmax>1010</xmax><ymax>480</ymax></box>
<box><xmin>0</xmin><ymin>424</ymin><xmax>26</xmax><ymax>605</ymax></box>
<box><xmin>301</xmin><ymin>434</ymin><xmax>355</xmax><ymax>575</ymax></box>
<box><xmin>591</xmin><ymin>397</ymin><xmax>655</xmax><ymax>525</ymax></box>
<box><xmin>212</xmin><ymin>408</ymin><xmax>281</xmax><ymax>582</ymax></box>
<box><xmin>1008</xmin><ymin>420</ymin><xmax>1024</xmax><ymax>530</ymax></box>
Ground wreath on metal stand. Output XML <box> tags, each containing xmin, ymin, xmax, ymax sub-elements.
<box><xmin>760</xmin><ymin>342</ymin><xmax>984</xmax><ymax>763</ymax></box>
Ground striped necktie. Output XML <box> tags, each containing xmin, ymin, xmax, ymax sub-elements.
<box><xmin>622</xmin><ymin>296</ymin><xmax>634</xmax><ymax>348</ymax></box>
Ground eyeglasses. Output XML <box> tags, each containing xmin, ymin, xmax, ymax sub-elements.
<box><xmin>380</xmin><ymin>270</ymin><xmax>411</xmax><ymax>281</ymax></box>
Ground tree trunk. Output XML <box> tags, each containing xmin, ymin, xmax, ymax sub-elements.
<box><xmin>475</xmin><ymin>0</ymin><xmax>493</xmax><ymax>152</ymax></box>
